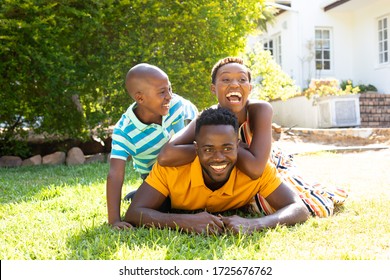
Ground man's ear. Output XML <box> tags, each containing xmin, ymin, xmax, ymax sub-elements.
<box><xmin>193</xmin><ymin>141</ymin><xmax>198</xmax><ymax>151</ymax></box>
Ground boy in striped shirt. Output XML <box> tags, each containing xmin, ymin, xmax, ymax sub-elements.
<box><xmin>106</xmin><ymin>63</ymin><xmax>198</xmax><ymax>229</ymax></box>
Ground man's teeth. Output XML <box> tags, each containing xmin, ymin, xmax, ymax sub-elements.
<box><xmin>211</xmin><ymin>164</ymin><xmax>227</xmax><ymax>171</ymax></box>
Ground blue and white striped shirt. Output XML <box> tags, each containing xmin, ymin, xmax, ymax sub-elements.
<box><xmin>110</xmin><ymin>94</ymin><xmax>197</xmax><ymax>175</ymax></box>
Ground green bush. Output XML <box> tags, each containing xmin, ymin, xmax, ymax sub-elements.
<box><xmin>244</xmin><ymin>47</ymin><xmax>300</xmax><ymax>101</ymax></box>
<box><xmin>1</xmin><ymin>0</ymin><xmax>275</xmax><ymax>157</ymax></box>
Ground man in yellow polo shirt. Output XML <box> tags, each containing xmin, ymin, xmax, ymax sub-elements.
<box><xmin>125</xmin><ymin>107</ymin><xmax>309</xmax><ymax>234</ymax></box>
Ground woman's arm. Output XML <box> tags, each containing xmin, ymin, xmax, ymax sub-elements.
<box><xmin>236</xmin><ymin>101</ymin><xmax>273</xmax><ymax>179</ymax></box>
<box><xmin>157</xmin><ymin>118</ymin><xmax>197</xmax><ymax>166</ymax></box>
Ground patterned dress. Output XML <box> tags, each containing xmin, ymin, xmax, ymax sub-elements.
<box><xmin>239</xmin><ymin>120</ymin><xmax>348</xmax><ymax>217</ymax></box>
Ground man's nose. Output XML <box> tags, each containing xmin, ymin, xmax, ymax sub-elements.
<box><xmin>213</xmin><ymin>150</ymin><xmax>225</xmax><ymax>161</ymax></box>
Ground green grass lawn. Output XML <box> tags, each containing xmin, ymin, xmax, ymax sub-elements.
<box><xmin>1</xmin><ymin>152</ymin><xmax>389</xmax><ymax>260</ymax></box>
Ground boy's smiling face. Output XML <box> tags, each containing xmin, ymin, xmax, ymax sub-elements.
<box><xmin>139</xmin><ymin>73</ymin><xmax>172</xmax><ymax>117</ymax></box>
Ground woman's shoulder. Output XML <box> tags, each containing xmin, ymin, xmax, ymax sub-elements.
<box><xmin>247</xmin><ymin>99</ymin><xmax>273</xmax><ymax>113</ymax></box>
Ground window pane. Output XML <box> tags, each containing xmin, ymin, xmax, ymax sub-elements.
<box><xmin>323</xmin><ymin>30</ymin><xmax>330</xmax><ymax>39</ymax></box>
<box><xmin>324</xmin><ymin>50</ymin><xmax>330</xmax><ymax>59</ymax></box>
<box><xmin>316</xmin><ymin>50</ymin><xmax>322</xmax><ymax>59</ymax></box>
<box><xmin>379</xmin><ymin>31</ymin><xmax>383</xmax><ymax>41</ymax></box>
<box><xmin>316</xmin><ymin>62</ymin><xmax>322</xmax><ymax>70</ymax></box>
<box><xmin>315</xmin><ymin>30</ymin><xmax>322</xmax><ymax>39</ymax></box>
<box><xmin>379</xmin><ymin>20</ymin><xmax>382</xmax><ymax>29</ymax></box>
<box><xmin>323</xmin><ymin>40</ymin><xmax>330</xmax><ymax>49</ymax></box>
<box><xmin>385</xmin><ymin>41</ymin><xmax>388</xmax><ymax>51</ymax></box>
<box><xmin>324</xmin><ymin>61</ymin><xmax>330</xmax><ymax>70</ymax></box>
<box><xmin>384</xmin><ymin>18</ymin><xmax>387</xmax><ymax>28</ymax></box>
<box><xmin>385</xmin><ymin>52</ymin><xmax>388</xmax><ymax>62</ymax></box>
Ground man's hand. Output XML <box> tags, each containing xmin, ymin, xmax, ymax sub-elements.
<box><xmin>220</xmin><ymin>215</ymin><xmax>255</xmax><ymax>234</ymax></box>
<box><xmin>186</xmin><ymin>212</ymin><xmax>225</xmax><ymax>235</ymax></box>
<box><xmin>110</xmin><ymin>220</ymin><xmax>134</xmax><ymax>230</ymax></box>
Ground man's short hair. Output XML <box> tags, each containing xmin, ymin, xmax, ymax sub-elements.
<box><xmin>195</xmin><ymin>107</ymin><xmax>239</xmax><ymax>136</ymax></box>
<box><xmin>211</xmin><ymin>57</ymin><xmax>252</xmax><ymax>84</ymax></box>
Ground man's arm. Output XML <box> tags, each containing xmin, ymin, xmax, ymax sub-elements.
<box><xmin>124</xmin><ymin>181</ymin><xmax>224</xmax><ymax>234</ymax></box>
<box><xmin>221</xmin><ymin>182</ymin><xmax>310</xmax><ymax>234</ymax></box>
<box><xmin>106</xmin><ymin>158</ymin><xmax>133</xmax><ymax>229</ymax></box>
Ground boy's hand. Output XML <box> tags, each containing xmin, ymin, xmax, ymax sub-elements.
<box><xmin>111</xmin><ymin>220</ymin><xmax>133</xmax><ymax>230</ymax></box>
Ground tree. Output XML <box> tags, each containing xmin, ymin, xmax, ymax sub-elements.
<box><xmin>0</xmin><ymin>0</ymin><xmax>274</xmax><ymax>156</ymax></box>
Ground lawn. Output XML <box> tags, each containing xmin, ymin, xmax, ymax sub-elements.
<box><xmin>1</xmin><ymin>151</ymin><xmax>389</xmax><ymax>260</ymax></box>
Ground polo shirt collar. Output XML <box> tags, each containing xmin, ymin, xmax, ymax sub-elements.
<box><xmin>190</xmin><ymin>156</ymin><xmax>236</xmax><ymax>196</ymax></box>
<box><xmin>127</xmin><ymin>103</ymin><xmax>169</xmax><ymax>131</ymax></box>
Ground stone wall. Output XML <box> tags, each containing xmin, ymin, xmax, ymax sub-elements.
<box><xmin>359</xmin><ymin>92</ymin><xmax>390</xmax><ymax>128</ymax></box>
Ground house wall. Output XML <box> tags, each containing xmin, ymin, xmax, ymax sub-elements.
<box><xmin>251</xmin><ymin>0</ymin><xmax>390</xmax><ymax>93</ymax></box>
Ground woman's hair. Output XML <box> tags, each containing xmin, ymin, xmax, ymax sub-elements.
<box><xmin>195</xmin><ymin>107</ymin><xmax>239</xmax><ymax>136</ymax></box>
<box><xmin>210</xmin><ymin>57</ymin><xmax>251</xmax><ymax>84</ymax></box>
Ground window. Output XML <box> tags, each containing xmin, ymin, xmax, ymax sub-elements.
<box><xmin>263</xmin><ymin>34</ymin><xmax>282</xmax><ymax>66</ymax></box>
<box><xmin>315</xmin><ymin>28</ymin><xmax>332</xmax><ymax>71</ymax></box>
<box><xmin>378</xmin><ymin>16</ymin><xmax>389</xmax><ymax>64</ymax></box>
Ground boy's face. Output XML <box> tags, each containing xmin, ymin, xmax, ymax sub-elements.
<box><xmin>137</xmin><ymin>73</ymin><xmax>173</xmax><ymax>117</ymax></box>
<box><xmin>195</xmin><ymin>124</ymin><xmax>238</xmax><ymax>190</ymax></box>
<box><xmin>210</xmin><ymin>63</ymin><xmax>252</xmax><ymax>115</ymax></box>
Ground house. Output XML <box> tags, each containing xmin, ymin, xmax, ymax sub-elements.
<box><xmin>248</xmin><ymin>0</ymin><xmax>390</xmax><ymax>128</ymax></box>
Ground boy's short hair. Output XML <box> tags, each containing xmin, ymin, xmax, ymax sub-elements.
<box><xmin>210</xmin><ymin>57</ymin><xmax>252</xmax><ymax>84</ymax></box>
<box><xmin>195</xmin><ymin>107</ymin><xmax>239</xmax><ymax>136</ymax></box>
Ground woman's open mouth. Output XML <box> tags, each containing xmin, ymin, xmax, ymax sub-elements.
<box><xmin>226</xmin><ymin>92</ymin><xmax>242</xmax><ymax>103</ymax></box>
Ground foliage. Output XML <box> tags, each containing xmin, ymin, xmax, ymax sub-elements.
<box><xmin>244</xmin><ymin>47</ymin><xmax>300</xmax><ymax>101</ymax></box>
<box><xmin>341</xmin><ymin>81</ymin><xmax>377</xmax><ymax>93</ymax></box>
<box><xmin>0</xmin><ymin>0</ymin><xmax>275</xmax><ymax>157</ymax></box>
<box><xmin>303</xmin><ymin>78</ymin><xmax>360</xmax><ymax>99</ymax></box>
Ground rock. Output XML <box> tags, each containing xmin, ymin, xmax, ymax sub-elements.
<box><xmin>66</xmin><ymin>147</ymin><xmax>85</xmax><ymax>165</ymax></box>
<box><xmin>85</xmin><ymin>153</ymin><xmax>106</xmax><ymax>164</ymax></box>
<box><xmin>42</xmin><ymin>151</ymin><xmax>66</xmax><ymax>165</ymax></box>
<box><xmin>0</xmin><ymin>156</ymin><xmax>22</xmax><ymax>167</ymax></box>
<box><xmin>22</xmin><ymin>155</ymin><xmax>42</xmax><ymax>166</ymax></box>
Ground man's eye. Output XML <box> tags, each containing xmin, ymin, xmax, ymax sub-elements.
<box><xmin>224</xmin><ymin>147</ymin><xmax>232</xmax><ymax>152</ymax></box>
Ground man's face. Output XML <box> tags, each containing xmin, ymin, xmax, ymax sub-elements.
<box><xmin>210</xmin><ymin>63</ymin><xmax>252</xmax><ymax>115</ymax></box>
<box><xmin>195</xmin><ymin>124</ymin><xmax>238</xmax><ymax>190</ymax></box>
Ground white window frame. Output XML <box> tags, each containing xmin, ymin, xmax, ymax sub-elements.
<box><xmin>378</xmin><ymin>15</ymin><xmax>389</xmax><ymax>64</ymax></box>
<box><xmin>315</xmin><ymin>28</ymin><xmax>332</xmax><ymax>73</ymax></box>
<box><xmin>262</xmin><ymin>33</ymin><xmax>282</xmax><ymax>66</ymax></box>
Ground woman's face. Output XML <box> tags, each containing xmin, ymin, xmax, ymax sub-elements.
<box><xmin>211</xmin><ymin>63</ymin><xmax>252</xmax><ymax>115</ymax></box>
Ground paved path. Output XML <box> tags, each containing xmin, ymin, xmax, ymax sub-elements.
<box><xmin>274</xmin><ymin>141</ymin><xmax>389</xmax><ymax>155</ymax></box>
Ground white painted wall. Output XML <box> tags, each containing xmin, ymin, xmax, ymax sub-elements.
<box><xmin>251</xmin><ymin>0</ymin><xmax>390</xmax><ymax>93</ymax></box>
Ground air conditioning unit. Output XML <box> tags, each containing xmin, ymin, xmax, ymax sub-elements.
<box><xmin>317</xmin><ymin>95</ymin><xmax>361</xmax><ymax>128</ymax></box>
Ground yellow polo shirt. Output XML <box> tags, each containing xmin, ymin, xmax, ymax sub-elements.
<box><xmin>145</xmin><ymin>157</ymin><xmax>281</xmax><ymax>213</ymax></box>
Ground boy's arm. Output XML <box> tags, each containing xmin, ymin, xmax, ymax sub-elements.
<box><xmin>125</xmin><ymin>182</ymin><xmax>224</xmax><ymax>234</ymax></box>
<box><xmin>221</xmin><ymin>182</ymin><xmax>310</xmax><ymax>234</ymax></box>
<box><xmin>106</xmin><ymin>158</ymin><xmax>132</xmax><ymax>229</ymax></box>
<box><xmin>236</xmin><ymin>101</ymin><xmax>273</xmax><ymax>179</ymax></box>
<box><xmin>157</xmin><ymin>118</ymin><xmax>197</xmax><ymax>166</ymax></box>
